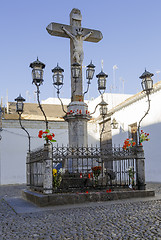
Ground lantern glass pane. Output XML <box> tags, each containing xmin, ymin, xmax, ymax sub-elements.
<box><xmin>147</xmin><ymin>79</ymin><xmax>153</xmax><ymax>90</ymax></box>
<box><xmin>16</xmin><ymin>102</ymin><xmax>23</xmax><ymax>113</ymax></box>
<box><xmin>86</xmin><ymin>68</ymin><xmax>95</xmax><ymax>80</ymax></box>
<box><xmin>142</xmin><ymin>77</ymin><xmax>153</xmax><ymax>91</ymax></box>
<box><xmin>32</xmin><ymin>69</ymin><xmax>43</xmax><ymax>81</ymax></box>
<box><xmin>53</xmin><ymin>73</ymin><xmax>63</xmax><ymax>86</ymax></box>
<box><xmin>98</xmin><ymin>77</ymin><xmax>106</xmax><ymax>90</ymax></box>
<box><xmin>103</xmin><ymin>106</ymin><xmax>107</xmax><ymax>115</ymax></box>
<box><xmin>72</xmin><ymin>67</ymin><xmax>80</xmax><ymax>79</ymax></box>
<box><xmin>99</xmin><ymin>106</ymin><xmax>103</xmax><ymax>115</ymax></box>
<box><xmin>99</xmin><ymin>105</ymin><xmax>107</xmax><ymax>116</ymax></box>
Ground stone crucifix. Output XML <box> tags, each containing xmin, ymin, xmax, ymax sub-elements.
<box><xmin>47</xmin><ymin>9</ymin><xmax>103</xmax><ymax>148</ymax></box>
<box><xmin>46</xmin><ymin>8</ymin><xmax>103</xmax><ymax>102</ymax></box>
<box><xmin>62</xmin><ymin>26</ymin><xmax>93</xmax><ymax>64</ymax></box>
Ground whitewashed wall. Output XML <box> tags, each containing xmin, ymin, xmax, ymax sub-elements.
<box><xmin>0</xmin><ymin>120</ymin><xmax>68</xmax><ymax>185</ymax></box>
<box><xmin>0</xmin><ymin>93</ymin><xmax>132</xmax><ymax>185</ymax></box>
<box><xmin>0</xmin><ymin>119</ymin><xmax>101</xmax><ymax>185</ymax></box>
<box><xmin>111</xmin><ymin>89</ymin><xmax>161</xmax><ymax>182</ymax></box>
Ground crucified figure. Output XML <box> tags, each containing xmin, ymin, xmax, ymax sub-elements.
<box><xmin>62</xmin><ymin>26</ymin><xmax>93</xmax><ymax>64</ymax></box>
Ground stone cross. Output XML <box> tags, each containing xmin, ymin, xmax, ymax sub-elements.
<box><xmin>46</xmin><ymin>9</ymin><xmax>103</xmax><ymax>148</ymax></box>
<box><xmin>46</xmin><ymin>8</ymin><xmax>103</xmax><ymax>102</ymax></box>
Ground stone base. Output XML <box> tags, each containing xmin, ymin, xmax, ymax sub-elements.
<box><xmin>22</xmin><ymin>189</ymin><xmax>155</xmax><ymax>207</ymax></box>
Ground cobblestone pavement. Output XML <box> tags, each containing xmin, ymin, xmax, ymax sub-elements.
<box><xmin>0</xmin><ymin>183</ymin><xmax>161</xmax><ymax>239</ymax></box>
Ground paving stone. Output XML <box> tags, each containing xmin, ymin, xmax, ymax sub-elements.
<box><xmin>0</xmin><ymin>183</ymin><xmax>161</xmax><ymax>239</ymax></box>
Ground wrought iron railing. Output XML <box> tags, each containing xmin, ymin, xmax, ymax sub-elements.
<box><xmin>27</xmin><ymin>145</ymin><xmax>139</xmax><ymax>193</ymax></box>
<box><xmin>28</xmin><ymin>147</ymin><xmax>44</xmax><ymax>191</ymax></box>
<box><xmin>28</xmin><ymin>146</ymin><xmax>142</xmax><ymax>192</ymax></box>
<box><xmin>52</xmin><ymin>146</ymin><xmax>137</xmax><ymax>191</ymax></box>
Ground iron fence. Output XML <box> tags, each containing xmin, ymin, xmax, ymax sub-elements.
<box><xmin>28</xmin><ymin>147</ymin><xmax>44</xmax><ymax>191</ymax></box>
<box><xmin>52</xmin><ymin>146</ymin><xmax>137</xmax><ymax>191</ymax></box>
<box><xmin>27</xmin><ymin>145</ymin><xmax>139</xmax><ymax>193</ymax></box>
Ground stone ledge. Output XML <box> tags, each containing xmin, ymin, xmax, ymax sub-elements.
<box><xmin>22</xmin><ymin>189</ymin><xmax>155</xmax><ymax>207</ymax></box>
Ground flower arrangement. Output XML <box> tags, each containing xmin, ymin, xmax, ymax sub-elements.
<box><xmin>91</xmin><ymin>166</ymin><xmax>102</xmax><ymax>185</ymax></box>
<box><xmin>38</xmin><ymin>129</ymin><xmax>56</xmax><ymax>143</ymax></box>
<box><xmin>53</xmin><ymin>168</ymin><xmax>63</xmax><ymax>189</ymax></box>
<box><xmin>140</xmin><ymin>130</ymin><xmax>150</xmax><ymax>143</ymax></box>
<box><xmin>123</xmin><ymin>138</ymin><xmax>136</xmax><ymax>150</ymax></box>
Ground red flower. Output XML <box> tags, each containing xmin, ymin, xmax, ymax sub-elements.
<box><xmin>47</xmin><ymin>135</ymin><xmax>52</xmax><ymax>141</ymax></box>
<box><xmin>52</xmin><ymin>133</ymin><xmax>55</xmax><ymax>137</ymax></box>
<box><xmin>39</xmin><ymin>130</ymin><xmax>43</xmax><ymax>136</ymax></box>
<box><xmin>38</xmin><ymin>134</ymin><xmax>42</xmax><ymax>138</ymax></box>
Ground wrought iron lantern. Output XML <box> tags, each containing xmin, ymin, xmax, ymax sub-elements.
<box><xmin>29</xmin><ymin>57</ymin><xmax>45</xmax><ymax>86</ymax></box>
<box><xmin>52</xmin><ymin>63</ymin><xmax>64</xmax><ymax>91</ymax></box>
<box><xmin>86</xmin><ymin>61</ymin><xmax>95</xmax><ymax>83</ymax></box>
<box><xmin>138</xmin><ymin>69</ymin><xmax>154</xmax><ymax>145</ymax></box>
<box><xmin>96</xmin><ymin>70</ymin><xmax>108</xmax><ymax>93</ymax></box>
<box><xmin>15</xmin><ymin>94</ymin><xmax>30</xmax><ymax>152</ymax></box>
<box><xmin>15</xmin><ymin>94</ymin><xmax>25</xmax><ymax>114</ymax></box>
<box><xmin>99</xmin><ymin>99</ymin><xmax>108</xmax><ymax>117</ymax></box>
<box><xmin>139</xmin><ymin>69</ymin><xmax>153</xmax><ymax>94</ymax></box>
<box><xmin>71</xmin><ymin>62</ymin><xmax>81</xmax><ymax>79</ymax></box>
<box><xmin>111</xmin><ymin>118</ymin><xmax>119</xmax><ymax>129</ymax></box>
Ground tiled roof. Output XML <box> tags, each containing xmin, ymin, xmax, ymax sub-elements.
<box><xmin>5</xmin><ymin>102</ymin><xmax>67</xmax><ymax>121</ymax></box>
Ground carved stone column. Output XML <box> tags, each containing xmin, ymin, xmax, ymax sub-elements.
<box><xmin>43</xmin><ymin>143</ymin><xmax>53</xmax><ymax>194</ymax></box>
<box><xmin>136</xmin><ymin>145</ymin><xmax>146</xmax><ymax>190</ymax></box>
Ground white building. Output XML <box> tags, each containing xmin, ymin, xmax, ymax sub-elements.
<box><xmin>107</xmin><ymin>81</ymin><xmax>161</xmax><ymax>182</ymax></box>
<box><xmin>0</xmin><ymin>93</ymin><xmax>132</xmax><ymax>185</ymax></box>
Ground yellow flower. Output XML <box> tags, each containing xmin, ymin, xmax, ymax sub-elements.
<box><xmin>53</xmin><ymin>169</ymin><xmax>57</xmax><ymax>176</ymax></box>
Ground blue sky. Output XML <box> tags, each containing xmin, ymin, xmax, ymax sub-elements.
<box><xmin>0</xmin><ymin>0</ymin><xmax>161</xmax><ymax>104</ymax></box>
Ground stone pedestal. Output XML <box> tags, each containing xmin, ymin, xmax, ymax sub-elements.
<box><xmin>64</xmin><ymin>101</ymin><xmax>91</xmax><ymax>172</ymax></box>
<box><xmin>43</xmin><ymin>144</ymin><xmax>53</xmax><ymax>194</ymax></box>
<box><xmin>136</xmin><ymin>145</ymin><xmax>146</xmax><ymax>190</ymax></box>
<box><xmin>64</xmin><ymin>101</ymin><xmax>91</xmax><ymax>147</ymax></box>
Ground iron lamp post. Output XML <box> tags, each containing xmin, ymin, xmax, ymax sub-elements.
<box><xmin>71</xmin><ymin>62</ymin><xmax>81</xmax><ymax>79</ymax></box>
<box><xmin>52</xmin><ymin>63</ymin><xmax>66</xmax><ymax>113</ymax></box>
<box><xmin>84</xmin><ymin>61</ymin><xmax>95</xmax><ymax>97</ymax></box>
<box><xmin>15</xmin><ymin>94</ymin><xmax>31</xmax><ymax>152</ymax></box>
<box><xmin>86</xmin><ymin>61</ymin><xmax>95</xmax><ymax>82</ymax></box>
<box><xmin>96</xmin><ymin>70</ymin><xmax>108</xmax><ymax>95</ymax></box>
<box><xmin>90</xmin><ymin>68</ymin><xmax>108</xmax><ymax>115</ymax></box>
<box><xmin>30</xmin><ymin>58</ymin><xmax>48</xmax><ymax>130</ymax></box>
<box><xmin>99</xmin><ymin>98</ymin><xmax>108</xmax><ymax>144</ymax></box>
<box><xmin>140</xmin><ymin>69</ymin><xmax>153</xmax><ymax>94</ymax></box>
<box><xmin>52</xmin><ymin>63</ymin><xmax>64</xmax><ymax>93</ymax></box>
<box><xmin>99</xmin><ymin>99</ymin><xmax>108</xmax><ymax>118</ymax></box>
<box><xmin>138</xmin><ymin>69</ymin><xmax>154</xmax><ymax>144</ymax></box>
<box><xmin>30</xmin><ymin>57</ymin><xmax>45</xmax><ymax>87</ymax></box>
<box><xmin>71</xmin><ymin>62</ymin><xmax>81</xmax><ymax>101</ymax></box>
<box><xmin>15</xmin><ymin>94</ymin><xmax>25</xmax><ymax>114</ymax></box>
